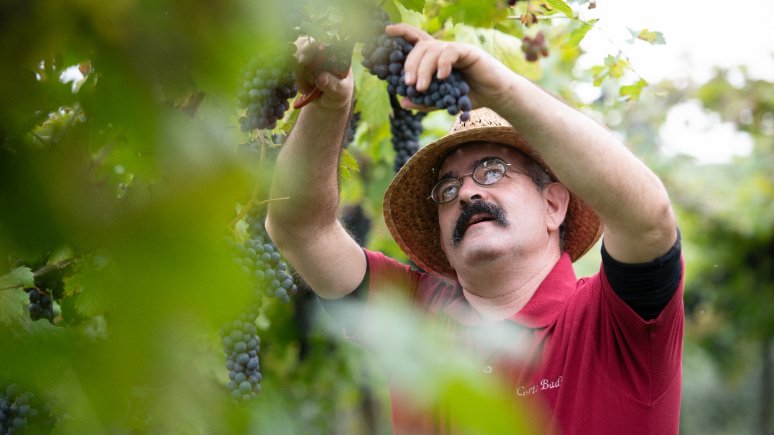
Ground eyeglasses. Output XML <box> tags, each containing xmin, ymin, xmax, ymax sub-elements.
<box><xmin>429</xmin><ymin>157</ymin><xmax>530</xmax><ymax>204</ymax></box>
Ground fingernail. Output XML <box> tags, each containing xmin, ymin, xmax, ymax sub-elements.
<box><xmin>417</xmin><ymin>78</ymin><xmax>426</xmax><ymax>90</ymax></box>
<box><xmin>404</xmin><ymin>72</ymin><xmax>414</xmax><ymax>84</ymax></box>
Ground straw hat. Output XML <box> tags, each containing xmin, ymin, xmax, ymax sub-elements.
<box><xmin>383</xmin><ymin>107</ymin><xmax>604</xmax><ymax>281</ymax></box>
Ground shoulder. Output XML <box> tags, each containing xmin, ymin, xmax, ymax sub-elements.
<box><xmin>363</xmin><ymin>249</ymin><xmax>460</xmax><ymax>309</ymax></box>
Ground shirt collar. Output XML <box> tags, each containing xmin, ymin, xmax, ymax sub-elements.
<box><xmin>442</xmin><ymin>253</ymin><xmax>577</xmax><ymax>328</ymax></box>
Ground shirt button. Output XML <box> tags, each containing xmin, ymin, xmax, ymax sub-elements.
<box><xmin>482</xmin><ymin>365</ymin><xmax>493</xmax><ymax>374</ymax></box>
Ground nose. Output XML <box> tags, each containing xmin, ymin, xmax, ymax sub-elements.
<box><xmin>457</xmin><ymin>176</ymin><xmax>485</xmax><ymax>207</ymax></box>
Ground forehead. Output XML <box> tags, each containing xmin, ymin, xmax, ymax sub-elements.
<box><xmin>437</xmin><ymin>142</ymin><xmax>523</xmax><ymax>173</ymax></box>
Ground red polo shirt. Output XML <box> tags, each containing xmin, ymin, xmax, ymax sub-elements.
<box><xmin>351</xmin><ymin>249</ymin><xmax>684</xmax><ymax>435</ymax></box>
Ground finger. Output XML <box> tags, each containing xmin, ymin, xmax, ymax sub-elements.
<box><xmin>385</xmin><ymin>23</ymin><xmax>432</xmax><ymax>43</ymax></box>
<box><xmin>415</xmin><ymin>44</ymin><xmax>442</xmax><ymax>92</ymax></box>
<box><xmin>436</xmin><ymin>48</ymin><xmax>459</xmax><ymax>80</ymax></box>
<box><xmin>402</xmin><ymin>42</ymin><xmax>429</xmax><ymax>86</ymax></box>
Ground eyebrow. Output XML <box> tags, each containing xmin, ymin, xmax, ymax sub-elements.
<box><xmin>437</xmin><ymin>156</ymin><xmax>501</xmax><ymax>181</ymax></box>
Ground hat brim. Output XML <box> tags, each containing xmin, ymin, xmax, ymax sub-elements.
<box><xmin>383</xmin><ymin>123</ymin><xmax>603</xmax><ymax>281</ymax></box>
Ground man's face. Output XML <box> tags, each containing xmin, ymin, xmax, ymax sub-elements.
<box><xmin>436</xmin><ymin>142</ymin><xmax>559</xmax><ymax>272</ymax></box>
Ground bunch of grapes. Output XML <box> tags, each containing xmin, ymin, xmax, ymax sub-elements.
<box><xmin>341</xmin><ymin>204</ymin><xmax>372</xmax><ymax>247</ymax></box>
<box><xmin>389</xmin><ymin>94</ymin><xmax>425</xmax><ymax>172</ymax></box>
<box><xmin>238</xmin><ymin>208</ymin><xmax>298</xmax><ymax>304</ymax></box>
<box><xmin>24</xmin><ymin>288</ymin><xmax>53</xmax><ymax>322</ymax></box>
<box><xmin>220</xmin><ymin>313</ymin><xmax>262</xmax><ymax>401</ymax></box>
<box><xmin>0</xmin><ymin>385</ymin><xmax>38</xmax><ymax>435</ymax></box>
<box><xmin>521</xmin><ymin>32</ymin><xmax>549</xmax><ymax>62</ymax></box>
<box><xmin>361</xmin><ymin>9</ymin><xmax>473</xmax><ymax>121</ymax></box>
<box><xmin>238</xmin><ymin>47</ymin><xmax>298</xmax><ymax>132</ymax></box>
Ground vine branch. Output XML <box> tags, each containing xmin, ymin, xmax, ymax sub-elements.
<box><xmin>0</xmin><ymin>257</ymin><xmax>79</xmax><ymax>292</ymax></box>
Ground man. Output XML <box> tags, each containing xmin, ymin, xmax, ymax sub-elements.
<box><xmin>267</xmin><ymin>23</ymin><xmax>683</xmax><ymax>435</ymax></box>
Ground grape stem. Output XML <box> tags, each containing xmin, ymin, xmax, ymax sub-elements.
<box><xmin>0</xmin><ymin>257</ymin><xmax>79</xmax><ymax>292</ymax></box>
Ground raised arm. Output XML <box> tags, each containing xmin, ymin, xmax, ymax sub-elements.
<box><xmin>387</xmin><ymin>24</ymin><xmax>677</xmax><ymax>263</ymax></box>
<box><xmin>265</xmin><ymin>40</ymin><xmax>366</xmax><ymax>298</ymax></box>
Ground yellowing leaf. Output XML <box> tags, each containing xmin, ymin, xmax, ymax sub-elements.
<box><xmin>619</xmin><ymin>78</ymin><xmax>648</xmax><ymax>101</ymax></box>
<box><xmin>608</xmin><ymin>57</ymin><xmax>628</xmax><ymax>79</ymax></box>
<box><xmin>544</xmin><ymin>0</ymin><xmax>574</xmax><ymax>19</ymax></box>
<box><xmin>635</xmin><ymin>28</ymin><xmax>666</xmax><ymax>44</ymax></box>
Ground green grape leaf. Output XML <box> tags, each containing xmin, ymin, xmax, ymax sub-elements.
<box><xmin>339</xmin><ymin>148</ymin><xmax>360</xmax><ymax>182</ymax></box>
<box><xmin>355</xmin><ymin>66</ymin><xmax>390</xmax><ymax>130</ymax></box>
<box><xmin>544</xmin><ymin>0</ymin><xmax>574</xmax><ymax>19</ymax></box>
<box><xmin>630</xmin><ymin>28</ymin><xmax>666</xmax><ymax>44</ymax></box>
<box><xmin>619</xmin><ymin>78</ymin><xmax>648</xmax><ymax>101</ymax></box>
<box><xmin>394</xmin><ymin>0</ymin><xmax>425</xmax><ymax>13</ymax></box>
<box><xmin>0</xmin><ymin>267</ymin><xmax>35</xmax><ymax>290</ymax></box>
<box><xmin>565</xmin><ymin>19</ymin><xmax>596</xmax><ymax>47</ymax></box>
<box><xmin>0</xmin><ymin>289</ymin><xmax>27</xmax><ymax>325</ymax></box>
<box><xmin>438</xmin><ymin>0</ymin><xmax>507</xmax><ymax>27</ymax></box>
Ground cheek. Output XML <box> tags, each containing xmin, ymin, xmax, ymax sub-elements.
<box><xmin>437</xmin><ymin>209</ymin><xmax>456</xmax><ymax>242</ymax></box>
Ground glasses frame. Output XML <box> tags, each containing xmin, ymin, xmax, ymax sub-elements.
<box><xmin>429</xmin><ymin>157</ymin><xmax>530</xmax><ymax>204</ymax></box>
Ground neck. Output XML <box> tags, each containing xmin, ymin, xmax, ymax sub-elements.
<box><xmin>458</xmin><ymin>248</ymin><xmax>561</xmax><ymax>323</ymax></box>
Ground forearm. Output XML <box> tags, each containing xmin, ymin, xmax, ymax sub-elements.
<box><xmin>495</xmin><ymin>75</ymin><xmax>676</xmax><ymax>262</ymax></box>
<box><xmin>267</xmin><ymin>103</ymin><xmax>348</xmax><ymax>241</ymax></box>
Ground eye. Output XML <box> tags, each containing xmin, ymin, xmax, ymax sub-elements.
<box><xmin>432</xmin><ymin>178</ymin><xmax>461</xmax><ymax>203</ymax></box>
<box><xmin>476</xmin><ymin>160</ymin><xmax>506</xmax><ymax>184</ymax></box>
<box><xmin>441</xmin><ymin>184</ymin><xmax>459</xmax><ymax>203</ymax></box>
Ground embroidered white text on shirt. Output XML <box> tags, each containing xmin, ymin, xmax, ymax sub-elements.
<box><xmin>516</xmin><ymin>375</ymin><xmax>563</xmax><ymax>397</ymax></box>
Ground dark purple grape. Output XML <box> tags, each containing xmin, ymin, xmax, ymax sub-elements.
<box><xmin>389</xmin><ymin>94</ymin><xmax>425</xmax><ymax>173</ymax></box>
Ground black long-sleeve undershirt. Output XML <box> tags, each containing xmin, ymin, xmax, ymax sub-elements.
<box><xmin>601</xmin><ymin>230</ymin><xmax>683</xmax><ymax>320</ymax></box>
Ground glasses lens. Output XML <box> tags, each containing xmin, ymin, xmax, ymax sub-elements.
<box><xmin>473</xmin><ymin>159</ymin><xmax>507</xmax><ymax>185</ymax></box>
<box><xmin>432</xmin><ymin>178</ymin><xmax>461</xmax><ymax>204</ymax></box>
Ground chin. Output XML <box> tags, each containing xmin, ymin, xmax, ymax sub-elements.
<box><xmin>455</xmin><ymin>238</ymin><xmax>511</xmax><ymax>267</ymax></box>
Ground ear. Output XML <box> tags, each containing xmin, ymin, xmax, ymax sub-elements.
<box><xmin>543</xmin><ymin>183</ymin><xmax>570</xmax><ymax>232</ymax></box>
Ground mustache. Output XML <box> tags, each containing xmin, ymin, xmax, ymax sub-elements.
<box><xmin>451</xmin><ymin>201</ymin><xmax>509</xmax><ymax>247</ymax></box>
